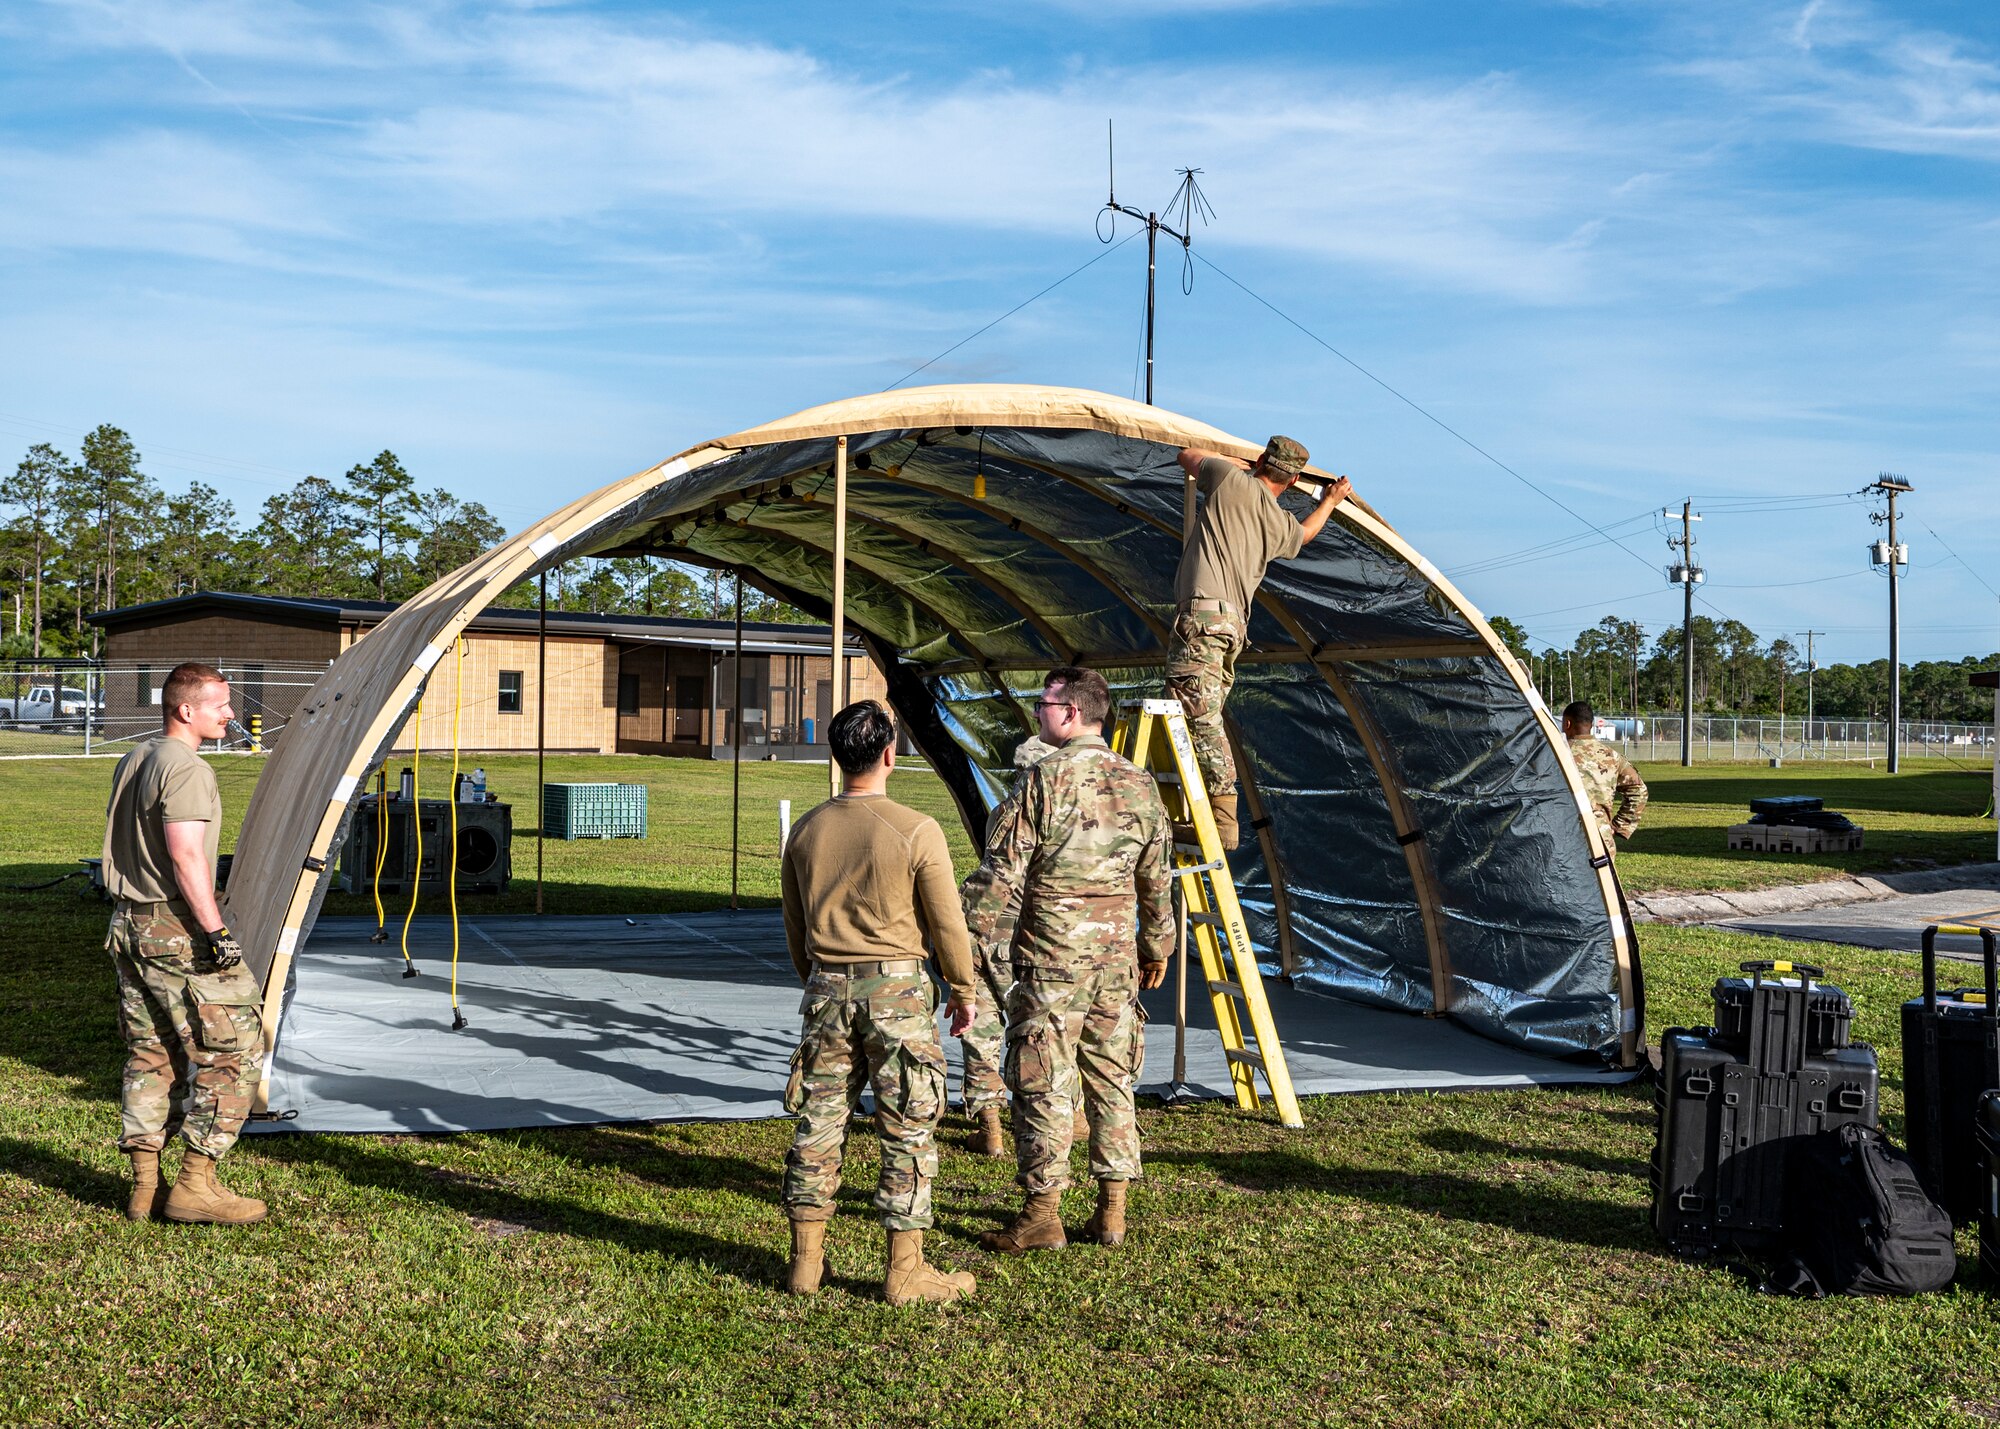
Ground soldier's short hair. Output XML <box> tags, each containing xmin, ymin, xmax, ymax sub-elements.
<box><xmin>828</xmin><ymin>699</ymin><xmax>896</xmax><ymax>775</ymax></box>
<box><xmin>162</xmin><ymin>662</ymin><xmax>228</xmax><ymax>721</ymax></box>
<box><xmin>1561</xmin><ymin>700</ymin><xmax>1595</xmax><ymax>727</ymax></box>
<box><xmin>1044</xmin><ymin>666</ymin><xmax>1111</xmax><ymax>725</ymax></box>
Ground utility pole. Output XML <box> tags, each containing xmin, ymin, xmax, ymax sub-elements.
<box><xmin>1868</xmin><ymin>474</ymin><xmax>1913</xmax><ymax>773</ymax></box>
<box><xmin>1097</xmin><ymin>123</ymin><xmax>1212</xmax><ymax>406</ymax></box>
<box><xmin>1803</xmin><ymin>630</ymin><xmax>1823</xmax><ymax>753</ymax></box>
<box><xmin>1663</xmin><ymin>500</ymin><xmax>1704</xmax><ymax>767</ymax></box>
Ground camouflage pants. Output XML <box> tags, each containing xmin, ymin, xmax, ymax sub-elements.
<box><xmin>107</xmin><ymin>903</ymin><xmax>264</xmax><ymax>1159</ymax></box>
<box><xmin>958</xmin><ymin>936</ymin><xmax>1013</xmax><ymax>1114</ymax></box>
<box><xmin>1165</xmin><ymin>606</ymin><xmax>1247</xmax><ymax>797</ymax></box>
<box><xmin>781</xmin><ymin>966</ymin><xmax>945</xmax><ymax>1231</ymax></box>
<box><xmin>1005</xmin><ymin>965</ymin><xmax>1145</xmax><ymax>1192</ymax></box>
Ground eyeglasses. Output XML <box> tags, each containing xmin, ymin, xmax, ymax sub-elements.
<box><xmin>1032</xmin><ymin>700</ymin><xmax>1075</xmax><ymax>713</ymax></box>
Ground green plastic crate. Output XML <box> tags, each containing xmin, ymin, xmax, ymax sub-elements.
<box><xmin>541</xmin><ymin>782</ymin><xmax>648</xmax><ymax>840</ymax></box>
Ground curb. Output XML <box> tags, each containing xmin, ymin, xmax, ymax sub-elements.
<box><xmin>1631</xmin><ymin>861</ymin><xmax>2000</xmax><ymax>925</ymax></box>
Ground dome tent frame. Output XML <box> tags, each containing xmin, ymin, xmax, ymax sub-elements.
<box><xmin>222</xmin><ymin>385</ymin><xmax>1643</xmax><ymax>1114</ymax></box>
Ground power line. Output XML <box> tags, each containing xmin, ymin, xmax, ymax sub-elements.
<box><xmin>1920</xmin><ymin>521</ymin><xmax>2000</xmax><ymax>603</ymax></box>
<box><xmin>1706</xmin><ymin>570</ymin><xmax>1869</xmax><ymax>592</ymax></box>
<box><xmin>1513</xmin><ymin>587</ymin><xmax>1676</xmax><ymax>621</ymax></box>
<box><xmin>1442</xmin><ymin>509</ymin><xmax>1661</xmax><ymax>578</ymax></box>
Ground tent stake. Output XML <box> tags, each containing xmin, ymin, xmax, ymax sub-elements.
<box><xmin>535</xmin><ymin>570</ymin><xmax>546</xmax><ymax>917</ymax></box>
<box><xmin>828</xmin><ymin>435</ymin><xmax>848</xmax><ymax>799</ymax></box>
<box><xmin>731</xmin><ymin>570</ymin><xmax>743</xmax><ymax>911</ymax></box>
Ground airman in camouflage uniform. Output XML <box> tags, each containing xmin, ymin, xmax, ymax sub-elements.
<box><xmin>1169</xmin><ymin>435</ymin><xmax>1351</xmax><ymax>848</ymax></box>
<box><xmin>101</xmin><ymin>661</ymin><xmax>267</xmax><ymax>1226</ymax></box>
<box><xmin>958</xmin><ymin>734</ymin><xmax>1055</xmax><ymax>1155</ymax></box>
<box><xmin>779</xmin><ymin>700</ymin><xmax>978</xmax><ymax>1305</ymax></box>
<box><xmin>1561</xmin><ymin>701</ymin><xmax>1648</xmax><ymax>854</ymax></box>
<box><xmin>963</xmin><ymin>667</ymin><xmax>1173</xmax><ymax>1252</ymax></box>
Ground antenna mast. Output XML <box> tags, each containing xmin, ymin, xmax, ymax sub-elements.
<box><xmin>1097</xmin><ymin>121</ymin><xmax>1213</xmax><ymax>405</ymax></box>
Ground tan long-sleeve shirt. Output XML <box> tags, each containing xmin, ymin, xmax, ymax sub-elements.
<box><xmin>781</xmin><ymin>793</ymin><xmax>977</xmax><ymax>1004</ymax></box>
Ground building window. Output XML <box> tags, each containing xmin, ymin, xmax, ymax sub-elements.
<box><xmin>139</xmin><ymin>666</ymin><xmax>156</xmax><ymax>706</ymax></box>
<box><xmin>499</xmin><ymin>670</ymin><xmax>523</xmax><ymax>714</ymax></box>
<box><xmin>618</xmin><ymin>672</ymin><xmax>640</xmax><ymax>716</ymax></box>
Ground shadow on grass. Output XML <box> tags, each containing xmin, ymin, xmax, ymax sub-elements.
<box><xmin>1144</xmin><ymin>1147</ymin><xmax>1654</xmax><ymax>1254</ymax></box>
<box><xmin>253</xmin><ymin>1135</ymin><xmax>789</xmax><ymax>1287</ymax></box>
<box><xmin>0</xmin><ymin>1136</ymin><xmax>128</xmax><ymax>1213</ymax></box>
<box><xmin>1419</xmin><ymin>1126</ymin><xmax>1649</xmax><ymax>1179</ymax></box>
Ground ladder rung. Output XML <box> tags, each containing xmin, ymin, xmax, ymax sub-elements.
<box><xmin>1152</xmin><ymin>772</ymin><xmax>1183</xmax><ymax>786</ymax></box>
<box><xmin>1187</xmin><ymin>911</ymin><xmax>1223</xmax><ymax>927</ymax></box>
<box><xmin>1224</xmin><ymin>1047</ymin><xmax>1267</xmax><ymax>1070</ymax></box>
<box><xmin>1174</xmin><ymin>856</ymin><xmax>1226</xmax><ymax>874</ymax></box>
<box><xmin>1208</xmin><ymin>978</ymin><xmax>1244</xmax><ymax>999</ymax></box>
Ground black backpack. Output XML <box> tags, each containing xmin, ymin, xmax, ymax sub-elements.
<box><xmin>1766</xmin><ymin>1123</ymin><xmax>1957</xmax><ymax>1297</ymax></box>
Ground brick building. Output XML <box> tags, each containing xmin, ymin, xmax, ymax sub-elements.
<box><xmin>87</xmin><ymin>592</ymin><xmax>887</xmax><ymax>757</ymax></box>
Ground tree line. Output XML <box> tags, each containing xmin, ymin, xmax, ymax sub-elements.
<box><xmin>1490</xmin><ymin>613</ymin><xmax>1998</xmax><ymax>725</ymax></box>
<box><xmin>0</xmin><ymin>428</ymin><xmax>802</xmax><ymax>657</ymax></box>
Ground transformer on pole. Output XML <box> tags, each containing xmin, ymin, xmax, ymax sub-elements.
<box><xmin>1867</xmin><ymin>474</ymin><xmax>1913</xmax><ymax>773</ymax></box>
<box><xmin>1663</xmin><ymin>500</ymin><xmax>1704</xmax><ymax>766</ymax></box>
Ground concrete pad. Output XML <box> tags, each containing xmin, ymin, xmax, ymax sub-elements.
<box><xmin>254</xmin><ymin>911</ymin><xmax>1634</xmax><ymax>1136</ymax></box>
<box><xmin>1713</xmin><ymin>886</ymin><xmax>2000</xmax><ymax>963</ymax></box>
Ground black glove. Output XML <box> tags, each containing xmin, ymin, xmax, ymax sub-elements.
<box><xmin>202</xmin><ymin>926</ymin><xmax>244</xmax><ymax>969</ymax></box>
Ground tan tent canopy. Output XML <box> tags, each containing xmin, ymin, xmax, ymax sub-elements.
<box><xmin>223</xmin><ymin>384</ymin><xmax>1642</xmax><ymax>1105</ymax></box>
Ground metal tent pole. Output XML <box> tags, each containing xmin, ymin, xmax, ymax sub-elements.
<box><xmin>536</xmin><ymin>571</ymin><xmax>547</xmax><ymax>917</ymax></box>
<box><xmin>731</xmin><ymin>571</ymin><xmax>743</xmax><ymax>911</ymax></box>
<box><xmin>828</xmin><ymin>436</ymin><xmax>848</xmax><ymax>800</ymax></box>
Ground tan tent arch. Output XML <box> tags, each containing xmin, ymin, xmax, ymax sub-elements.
<box><xmin>223</xmin><ymin>384</ymin><xmax>1644</xmax><ymax>1110</ymax></box>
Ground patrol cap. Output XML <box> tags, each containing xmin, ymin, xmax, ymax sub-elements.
<box><xmin>1260</xmin><ymin>435</ymin><xmax>1309</xmax><ymax>477</ymax></box>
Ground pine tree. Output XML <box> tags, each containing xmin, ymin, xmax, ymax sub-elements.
<box><xmin>342</xmin><ymin>451</ymin><xmax>418</xmax><ymax>600</ymax></box>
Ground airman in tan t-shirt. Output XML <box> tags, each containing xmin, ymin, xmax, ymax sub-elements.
<box><xmin>1166</xmin><ymin>435</ymin><xmax>1352</xmax><ymax>846</ymax></box>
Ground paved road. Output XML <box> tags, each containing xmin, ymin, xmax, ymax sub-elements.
<box><xmin>1716</xmin><ymin>885</ymin><xmax>2000</xmax><ymax>964</ymax></box>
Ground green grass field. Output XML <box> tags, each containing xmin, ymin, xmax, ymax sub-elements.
<box><xmin>2</xmin><ymin>752</ymin><xmax>1998</xmax><ymax>1426</ymax></box>
<box><xmin>1616</xmin><ymin>759</ymin><xmax>1995</xmax><ymax>897</ymax></box>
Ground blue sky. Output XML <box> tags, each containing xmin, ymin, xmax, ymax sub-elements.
<box><xmin>1</xmin><ymin>0</ymin><xmax>1995</xmax><ymax>664</ymax></box>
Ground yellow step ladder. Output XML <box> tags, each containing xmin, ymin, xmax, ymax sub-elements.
<box><xmin>1113</xmin><ymin>698</ymin><xmax>1303</xmax><ymax>1129</ymax></box>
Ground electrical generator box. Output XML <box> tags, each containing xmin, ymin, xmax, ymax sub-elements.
<box><xmin>341</xmin><ymin>794</ymin><xmax>512</xmax><ymax>895</ymax></box>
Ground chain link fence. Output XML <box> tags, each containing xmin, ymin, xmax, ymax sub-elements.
<box><xmin>1592</xmin><ymin>714</ymin><xmax>1996</xmax><ymax>765</ymax></box>
<box><xmin>0</xmin><ymin>660</ymin><xmax>329</xmax><ymax>759</ymax></box>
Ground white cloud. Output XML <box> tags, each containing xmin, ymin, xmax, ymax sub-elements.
<box><xmin>0</xmin><ymin>2</ymin><xmax>1686</xmax><ymax>304</ymax></box>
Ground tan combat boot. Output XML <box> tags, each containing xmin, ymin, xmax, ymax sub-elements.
<box><xmin>1210</xmin><ymin>792</ymin><xmax>1240</xmax><ymax>850</ymax></box>
<box><xmin>979</xmin><ymin>1190</ymin><xmax>1067</xmax><ymax>1254</ymax></box>
<box><xmin>884</xmin><ymin>1229</ymin><xmax>974</xmax><ymax>1306</ymax></box>
<box><xmin>124</xmin><ymin>1148</ymin><xmax>168</xmax><ymax>1222</ymax></box>
<box><xmin>162</xmin><ymin>1150</ymin><xmax>267</xmax><ymax>1225</ymax></box>
<box><xmin>972</xmin><ymin>1106</ymin><xmax>1006</xmax><ymax>1158</ymax></box>
<box><xmin>1082</xmin><ymin>1179</ymin><xmax>1128</xmax><ymax>1246</ymax></box>
<box><xmin>785</xmin><ymin>1216</ymin><xmax>829</xmax><ymax>1296</ymax></box>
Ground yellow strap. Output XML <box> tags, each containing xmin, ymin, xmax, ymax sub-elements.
<box><xmin>371</xmin><ymin>767</ymin><xmax>389</xmax><ymax>940</ymax></box>
<box><xmin>1935</xmin><ymin>923</ymin><xmax>1986</xmax><ymax>936</ymax></box>
<box><xmin>399</xmin><ymin>691</ymin><xmax>424</xmax><ymax>966</ymax></box>
<box><xmin>1772</xmin><ymin>961</ymin><xmax>1792</xmax><ymax>974</ymax></box>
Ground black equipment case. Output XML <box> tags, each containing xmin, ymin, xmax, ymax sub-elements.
<box><xmin>1902</xmin><ymin>923</ymin><xmax>2000</xmax><ymax>1224</ymax></box>
<box><xmin>1713</xmin><ymin>968</ymin><xmax>1854</xmax><ymax>1058</ymax></box>
<box><xmin>1977</xmin><ymin>1089</ymin><xmax>2000</xmax><ymax>1283</ymax></box>
<box><xmin>1652</xmin><ymin>960</ymin><xmax>1880</xmax><ymax>1258</ymax></box>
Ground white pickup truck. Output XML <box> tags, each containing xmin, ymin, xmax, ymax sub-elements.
<box><xmin>0</xmin><ymin>685</ymin><xmax>96</xmax><ymax>726</ymax></box>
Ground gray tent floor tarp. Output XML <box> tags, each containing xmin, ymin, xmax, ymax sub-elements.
<box><xmin>253</xmin><ymin>913</ymin><xmax>1635</xmax><ymax>1137</ymax></box>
